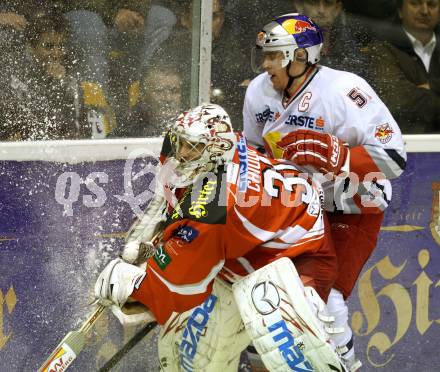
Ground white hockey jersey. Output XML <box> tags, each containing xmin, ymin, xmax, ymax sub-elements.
<box><xmin>243</xmin><ymin>65</ymin><xmax>407</xmax><ymax>214</ymax></box>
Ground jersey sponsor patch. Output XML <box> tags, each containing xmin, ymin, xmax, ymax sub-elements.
<box><xmin>255</xmin><ymin>106</ymin><xmax>280</xmax><ymax>124</ymax></box>
<box><xmin>307</xmin><ymin>197</ymin><xmax>320</xmax><ymax>217</ymax></box>
<box><xmin>375</xmin><ymin>123</ymin><xmax>394</xmax><ymax>144</ymax></box>
<box><xmin>174</xmin><ymin>225</ymin><xmax>199</xmax><ymax>243</ymax></box>
<box><xmin>154</xmin><ymin>245</ymin><xmax>172</xmax><ymax>270</ymax></box>
<box><xmin>237</xmin><ymin>136</ymin><xmax>249</xmax><ymax>192</ymax></box>
<box><xmin>315</xmin><ymin>116</ymin><xmax>325</xmax><ymax>129</ymax></box>
<box><xmin>166</xmin><ymin>172</ymin><xmax>227</xmax><ymax>225</ymax></box>
<box><xmin>284</xmin><ymin>114</ymin><xmax>324</xmax><ymax>131</ymax></box>
<box><xmin>189</xmin><ymin>180</ymin><xmax>218</xmax><ymax>219</ymax></box>
<box><xmin>237</xmin><ymin>136</ymin><xmax>262</xmax><ymax>193</ymax></box>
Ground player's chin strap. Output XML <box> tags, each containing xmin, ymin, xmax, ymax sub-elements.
<box><xmin>284</xmin><ymin>60</ymin><xmax>312</xmax><ymax>98</ymax></box>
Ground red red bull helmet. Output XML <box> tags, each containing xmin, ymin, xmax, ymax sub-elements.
<box><xmin>254</xmin><ymin>13</ymin><xmax>323</xmax><ymax>69</ymax></box>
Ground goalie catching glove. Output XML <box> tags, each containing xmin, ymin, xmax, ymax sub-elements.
<box><xmin>277</xmin><ymin>129</ymin><xmax>350</xmax><ymax>175</ymax></box>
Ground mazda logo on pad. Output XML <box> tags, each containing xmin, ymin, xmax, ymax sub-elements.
<box><xmin>251</xmin><ymin>281</ymin><xmax>280</xmax><ymax>315</ymax></box>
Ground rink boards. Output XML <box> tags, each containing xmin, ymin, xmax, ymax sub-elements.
<box><xmin>0</xmin><ymin>136</ymin><xmax>439</xmax><ymax>371</ymax></box>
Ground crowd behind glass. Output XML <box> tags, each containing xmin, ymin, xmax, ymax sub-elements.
<box><xmin>1</xmin><ymin>0</ymin><xmax>439</xmax><ymax>141</ymax></box>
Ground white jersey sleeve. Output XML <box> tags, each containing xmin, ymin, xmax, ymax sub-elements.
<box><xmin>328</xmin><ymin>71</ymin><xmax>406</xmax><ymax>181</ymax></box>
<box><xmin>243</xmin><ymin>73</ymin><xmax>269</xmax><ymax>148</ymax></box>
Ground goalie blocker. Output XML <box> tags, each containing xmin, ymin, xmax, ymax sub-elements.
<box><xmin>233</xmin><ymin>257</ymin><xmax>347</xmax><ymax>372</ymax></box>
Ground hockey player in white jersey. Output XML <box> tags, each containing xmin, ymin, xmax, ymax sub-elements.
<box><xmin>243</xmin><ymin>13</ymin><xmax>407</xmax><ymax>371</ymax></box>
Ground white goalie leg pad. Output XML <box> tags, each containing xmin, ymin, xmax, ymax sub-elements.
<box><xmin>232</xmin><ymin>257</ymin><xmax>346</xmax><ymax>372</ymax></box>
<box><xmin>158</xmin><ymin>278</ymin><xmax>250</xmax><ymax>372</ymax></box>
<box><xmin>246</xmin><ymin>287</ymin><xmax>342</xmax><ymax>372</ymax></box>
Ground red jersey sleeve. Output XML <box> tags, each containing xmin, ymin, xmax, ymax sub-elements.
<box><xmin>131</xmin><ymin>220</ymin><xmax>226</xmax><ymax>324</ymax></box>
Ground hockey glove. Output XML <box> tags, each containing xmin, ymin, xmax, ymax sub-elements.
<box><xmin>122</xmin><ymin>192</ymin><xmax>166</xmax><ymax>264</ymax></box>
<box><xmin>122</xmin><ymin>240</ymin><xmax>156</xmax><ymax>265</ymax></box>
<box><xmin>94</xmin><ymin>258</ymin><xmax>146</xmax><ymax>308</ymax></box>
<box><xmin>277</xmin><ymin>129</ymin><xmax>349</xmax><ymax>175</ymax></box>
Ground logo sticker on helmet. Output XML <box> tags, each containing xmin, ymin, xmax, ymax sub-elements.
<box><xmin>258</xmin><ymin>14</ymin><xmax>323</xmax><ymax>66</ymax></box>
<box><xmin>281</xmin><ymin>19</ymin><xmax>317</xmax><ymax>35</ymax></box>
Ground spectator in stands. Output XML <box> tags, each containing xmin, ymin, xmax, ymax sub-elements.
<box><xmin>0</xmin><ymin>7</ymin><xmax>27</xmax><ymax>31</ymax></box>
<box><xmin>0</xmin><ymin>3</ymin><xmax>28</xmax><ymax>74</ymax></box>
<box><xmin>2</xmin><ymin>1</ymin><xmax>177</xmax><ymax>138</ymax></box>
<box><xmin>0</xmin><ymin>9</ymin><xmax>80</xmax><ymax>140</ymax></box>
<box><xmin>342</xmin><ymin>0</ymin><xmax>396</xmax><ymax>20</ymax></box>
<box><xmin>62</xmin><ymin>1</ymin><xmax>176</xmax><ymax>133</ymax></box>
<box><xmin>0</xmin><ymin>5</ymin><xmax>28</xmax><ymax>140</ymax></box>
<box><xmin>210</xmin><ymin>0</ymin><xmax>254</xmax><ymax>128</ymax></box>
<box><xmin>109</xmin><ymin>46</ymin><xmax>189</xmax><ymax>138</ymax></box>
<box><xmin>293</xmin><ymin>0</ymin><xmax>374</xmax><ymax>81</ymax></box>
<box><xmin>368</xmin><ymin>0</ymin><xmax>440</xmax><ymax>133</ymax></box>
<box><xmin>159</xmin><ymin>0</ymin><xmax>252</xmax><ymax>129</ymax></box>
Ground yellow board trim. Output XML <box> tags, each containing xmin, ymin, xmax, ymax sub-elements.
<box><xmin>380</xmin><ymin>225</ymin><xmax>424</xmax><ymax>232</ymax></box>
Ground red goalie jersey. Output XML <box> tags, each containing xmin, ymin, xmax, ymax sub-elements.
<box><xmin>132</xmin><ymin>135</ymin><xmax>337</xmax><ymax>324</ymax></box>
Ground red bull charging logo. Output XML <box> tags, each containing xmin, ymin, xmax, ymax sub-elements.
<box><xmin>281</xmin><ymin>19</ymin><xmax>317</xmax><ymax>34</ymax></box>
<box><xmin>375</xmin><ymin>123</ymin><xmax>394</xmax><ymax>144</ymax></box>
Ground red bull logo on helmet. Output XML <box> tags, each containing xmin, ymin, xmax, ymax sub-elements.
<box><xmin>280</xmin><ymin>18</ymin><xmax>317</xmax><ymax>35</ymax></box>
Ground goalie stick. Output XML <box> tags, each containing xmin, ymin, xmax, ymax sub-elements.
<box><xmin>98</xmin><ymin>320</ymin><xmax>158</xmax><ymax>372</ymax></box>
<box><xmin>38</xmin><ymin>304</ymin><xmax>106</xmax><ymax>372</ymax></box>
<box><xmin>38</xmin><ymin>232</ymin><xmax>163</xmax><ymax>371</ymax></box>
<box><xmin>38</xmin><ymin>307</ymin><xmax>158</xmax><ymax>372</ymax></box>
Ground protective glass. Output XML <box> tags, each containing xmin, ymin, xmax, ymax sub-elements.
<box><xmin>303</xmin><ymin>0</ymin><xmax>340</xmax><ymax>5</ymax></box>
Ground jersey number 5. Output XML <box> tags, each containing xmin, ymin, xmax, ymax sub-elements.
<box><xmin>347</xmin><ymin>88</ymin><xmax>367</xmax><ymax>108</ymax></box>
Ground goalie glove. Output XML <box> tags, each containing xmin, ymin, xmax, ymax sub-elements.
<box><xmin>122</xmin><ymin>240</ymin><xmax>156</xmax><ymax>266</ymax></box>
<box><xmin>110</xmin><ymin>303</ymin><xmax>155</xmax><ymax>327</ymax></box>
<box><xmin>277</xmin><ymin>129</ymin><xmax>350</xmax><ymax>176</ymax></box>
<box><xmin>122</xmin><ymin>193</ymin><xmax>166</xmax><ymax>264</ymax></box>
<box><xmin>94</xmin><ymin>258</ymin><xmax>146</xmax><ymax>308</ymax></box>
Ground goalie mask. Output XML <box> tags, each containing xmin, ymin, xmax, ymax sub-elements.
<box><xmin>252</xmin><ymin>13</ymin><xmax>323</xmax><ymax>73</ymax></box>
<box><xmin>162</xmin><ymin>103</ymin><xmax>236</xmax><ymax>187</ymax></box>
